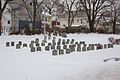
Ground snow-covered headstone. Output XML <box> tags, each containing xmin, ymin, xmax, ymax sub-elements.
<box><xmin>59</xmin><ymin>49</ymin><xmax>64</xmax><ymax>55</ymax></box>
<box><xmin>6</xmin><ymin>42</ymin><xmax>10</xmax><ymax>47</ymax></box>
<box><xmin>11</xmin><ymin>42</ymin><xmax>15</xmax><ymax>46</ymax></box>
<box><xmin>30</xmin><ymin>47</ymin><xmax>35</xmax><ymax>52</ymax></box>
<box><xmin>52</xmin><ymin>50</ymin><xmax>58</xmax><ymax>55</ymax></box>
<box><xmin>23</xmin><ymin>43</ymin><xmax>27</xmax><ymax>47</ymax></box>
<box><xmin>16</xmin><ymin>44</ymin><xmax>21</xmax><ymax>49</ymax></box>
<box><xmin>37</xmin><ymin>47</ymin><xmax>41</xmax><ymax>51</ymax></box>
<box><xmin>45</xmin><ymin>46</ymin><xmax>50</xmax><ymax>51</ymax></box>
<box><xmin>66</xmin><ymin>49</ymin><xmax>71</xmax><ymax>54</ymax></box>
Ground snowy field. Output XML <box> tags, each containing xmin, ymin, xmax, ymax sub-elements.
<box><xmin>0</xmin><ymin>33</ymin><xmax>120</xmax><ymax>80</ymax></box>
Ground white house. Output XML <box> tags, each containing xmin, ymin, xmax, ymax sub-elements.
<box><xmin>1</xmin><ymin>1</ymin><xmax>12</xmax><ymax>35</ymax></box>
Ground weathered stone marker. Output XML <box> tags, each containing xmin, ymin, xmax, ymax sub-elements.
<box><xmin>11</xmin><ymin>42</ymin><xmax>15</xmax><ymax>46</ymax></box>
<box><xmin>45</xmin><ymin>46</ymin><xmax>50</xmax><ymax>51</ymax></box>
<box><xmin>6</xmin><ymin>42</ymin><xmax>10</xmax><ymax>47</ymax></box>
<box><xmin>37</xmin><ymin>47</ymin><xmax>41</xmax><ymax>51</ymax></box>
<box><xmin>59</xmin><ymin>49</ymin><xmax>64</xmax><ymax>55</ymax></box>
<box><xmin>16</xmin><ymin>44</ymin><xmax>21</xmax><ymax>49</ymax></box>
<box><xmin>52</xmin><ymin>50</ymin><xmax>58</xmax><ymax>55</ymax></box>
<box><xmin>30</xmin><ymin>47</ymin><xmax>35</xmax><ymax>52</ymax></box>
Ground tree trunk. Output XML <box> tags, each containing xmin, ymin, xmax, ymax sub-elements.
<box><xmin>113</xmin><ymin>21</ymin><xmax>116</xmax><ymax>34</ymax></box>
<box><xmin>89</xmin><ymin>20</ymin><xmax>95</xmax><ymax>33</ymax></box>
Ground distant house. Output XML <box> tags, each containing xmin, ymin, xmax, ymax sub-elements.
<box><xmin>1</xmin><ymin>1</ymin><xmax>12</xmax><ymax>35</ymax></box>
<box><xmin>57</xmin><ymin>11</ymin><xmax>89</xmax><ymax>32</ymax></box>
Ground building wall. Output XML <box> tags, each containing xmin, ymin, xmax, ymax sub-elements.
<box><xmin>1</xmin><ymin>1</ymin><xmax>11</xmax><ymax>34</ymax></box>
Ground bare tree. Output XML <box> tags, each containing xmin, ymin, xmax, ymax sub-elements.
<box><xmin>0</xmin><ymin>0</ymin><xmax>13</xmax><ymax>35</ymax></box>
<box><xmin>11</xmin><ymin>0</ymin><xmax>44</xmax><ymax>34</ymax></box>
<box><xmin>63</xmin><ymin>0</ymin><xmax>80</xmax><ymax>33</ymax></box>
<box><xmin>79</xmin><ymin>0</ymin><xmax>114</xmax><ymax>32</ymax></box>
<box><xmin>109</xmin><ymin>0</ymin><xmax>120</xmax><ymax>34</ymax></box>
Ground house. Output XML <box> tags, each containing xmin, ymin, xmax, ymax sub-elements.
<box><xmin>57</xmin><ymin>10</ymin><xmax>89</xmax><ymax>33</ymax></box>
<box><xmin>1</xmin><ymin>1</ymin><xmax>12</xmax><ymax>35</ymax></box>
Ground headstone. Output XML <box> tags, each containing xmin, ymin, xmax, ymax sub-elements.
<box><xmin>41</xmin><ymin>42</ymin><xmax>45</xmax><ymax>46</ymax></box>
<box><xmin>62</xmin><ymin>41</ymin><xmax>65</xmax><ymax>45</ymax></box>
<box><xmin>29</xmin><ymin>43</ymin><xmax>34</xmax><ymax>48</ymax></box>
<box><xmin>53</xmin><ymin>42</ymin><xmax>56</xmax><ymax>46</ymax></box>
<box><xmin>52</xmin><ymin>50</ymin><xmax>58</xmax><ymax>55</ymax></box>
<box><xmin>51</xmin><ymin>45</ymin><xmax>55</xmax><ymax>49</ymax></box>
<box><xmin>6</xmin><ymin>42</ymin><xmax>10</xmax><ymax>47</ymax></box>
<box><xmin>18</xmin><ymin>41</ymin><xmax>22</xmax><ymax>46</ymax></box>
<box><xmin>108</xmin><ymin>37</ymin><xmax>115</xmax><ymax>44</ymax></box>
<box><xmin>45</xmin><ymin>46</ymin><xmax>50</xmax><ymax>51</ymax></box>
<box><xmin>75</xmin><ymin>42</ymin><xmax>78</xmax><ymax>45</ymax></box>
<box><xmin>37</xmin><ymin>47</ymin><xmax>41</xmax><ymax>51</ymax></box>
<box><xmin>104</xmin><ymin>44</ymin><xmax>107</xmax><ymax>49</ymax></box>
<box><xmin>66</xmin><ymin>49</ymin><xmax>71</xmax><ymax>54</ymax></box>
<box><xmin>30</xmin><ymin>47</ymin><xmax>35</xmax><ymax>52</ymax></box>
<box><xmin>91</xmin><ymin>44</ymin><xmax>95</xmax><ymax>50</ymax></box>
<box><xmin>63</xmin><ymin>45</ymin><xmax>67</xmax><ymax>49</ymax></box>
<box><xmin>11</xmin><ymin>42</ymin><xmax>15</xmax><ymax>46</ymax></box>
<box><xmin>57</xmin><ymin>42</ymin><xmax>61</xmax><ymax>45</ymax></box>
<box><xmin>31</xmin><ymin>41</ymin><xmax>34</xmax><ymax>44</ymax></box>
<box><xmin>23</xmin><ymin>43</ymin><xmax>27</xmax><ymax>47</ymax></box>
<box><xmin>16</xmin><ymin>44</ymin><xmax>21</xmax><ymax>49</ymax></box>
<box><xmin>108</xmin><ymin>44</ymin><xmax>113</xmax><ymax>48</ymax></box>
<box><xmin>59</xmin><ymin>49</ymin><xmax>64</xmax><ymax>55</ymax></box>
<box><xmin>96</xmin><ymin>44</ymin><xmax>103</xmax><ymax>50</ymax></box>
<box><xmin>66</xmin><ymin>39</ymin><xmax>70</xmax><ymax>44</ymax></box>
<box><xmin>35</xmin><ymin>38</ymin><xmax>39</xmax><ymax>43</ymax></box>
<box><xmin>77</xmin><ymin>45</ymin><xmax>81</xmax><ymax>52</ymax></box>
<box><xmin>57</xmin><ymin>46</ymin><xmax>61</xmax><ymax>49</ymax></box>
<box><xmin>80</xmin><ymin>41</ymin><xmax>85</xmax><ymax>44</ymax></box>
<box><xmin>82</xmin><ymin>47</ymin><xmax>86</xmax><ymax>51</ymax></box>
<box><xmin>36</xmin><ymin>43</ymin><xmax>40</xmax><ymax>47</ymax></box>
<box><xmin>48</xmin><ymin>43</ymin><xmax>51</xmax><ymax>46</ymax></box>
<box><xmin>115</xmin><ymin>39</ymin><xmax>120</xmax><ymax>45</ymax></box>
<box><xmin>87</xmin><ymin>47</ymin><xmax>90</xmax><ymax>51</ymax></box>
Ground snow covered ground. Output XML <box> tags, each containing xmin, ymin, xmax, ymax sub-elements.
<box><xmin>0</xmin><ymin>33</ymin><xmax>120</xmax><ymax>80</ymax></box>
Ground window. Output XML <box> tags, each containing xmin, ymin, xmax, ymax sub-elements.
<box><xmin>8</xmin><ymin>20</ymin><xmax>10</xmax><ymax>24</ymax></box>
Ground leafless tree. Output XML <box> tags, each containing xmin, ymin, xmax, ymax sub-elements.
<box><xmin>109</xmin><ymin>0</ymin><xmax>120</xmax><ymax>34</ymax></box>
<box><xmin>79</xmin><ymin>0</ymin><xmax>114</xmax><ymax>32</ymax></box>
<box><xmin>0</xmin><ymin>0</ymin><xmax>13</xmax><ymax>35</ymax></box>
<box><xmin>11</xmin><ymin>0</ymin><xmax>44</xmax><ymax>34</ymax></box>
<box><xmin>63</xmin><ymin>0</ymin><xmax>80</xmax><ymax>33</ymax></box>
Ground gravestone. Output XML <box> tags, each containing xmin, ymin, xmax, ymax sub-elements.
<box><xmin>29</xmin><ymin>43</ymin><xmax>34</xmax><ymax>48</ymax></box>
<box><xmin>6</xmin><ymin>42</ymin><xmax>10</xmax><ymax>47</ymax></box>
<box><xmin>62</xmin><ymin>41</ymin><xmax>65</xmax><ymax>45</ymax></box>
<box><xmin>82</xmin><ymin>47</ymin><xmax>86</xmax><ymax>51</ymax></box>
<box><xmin>51</xmin><ymin>45</ymin><xmax>55</xmax><ymax>49</ymax></box>
<box><xmin>52</xmin><ymin>50</ymin><xmax>58</xmax><ymax>55</ymax></box>
<box><xmin>30</xmin><ymin>47</ymin><xmax>35</xmax><ymax>52</ymax></box>
<box><xmin>91</xmin><ymin>44</ymin><xmax>95</xmax><ymax>50</ymax></box>
<box><xmin>35</xmin><ymin>38</ymin><xmax>39</xmax><ymax>43</ymax></box>
<box><xmin>18</xmin><ymin>41</ymin><xmax>22</xmax><ymax>46</ymax></box>
<box><xmin>37</xmin><ymin>47</ymin><xmax>41</xmax><ymax>51</ymax></box>
<box><xmin>31</xmin><ymin>41</ymin><xmax>35</xmax><ymax>44</ymax></box>
<box><xmin>59</xmin><ymin>49</ymin><xmax>64</xmax><ymax>55</ymax></box>
<box><xmin>23</xmin><ymin>43</ymin><xmax>27</xmax><ymax>47</ymax></box>
<box><xmin>63</xmin><ymin>45</ymin><xmax>67</xmax><ymax>49</ymax></box>
<box><xmin>108</xmin><ymin>44</ymin><xmax>113</xmax><ymax>48</ymax></box>
<box><xmin>53</xmin><ymin>42</ymin><xmax>56</xmax><ymax>46</ymax></box>
<box><xmin>108</xmin><ymin>37</ymin><xmax>115</xmax><ymax>44</ymax></box>
<box><xmin>41</xmin><ymin>42</ymin><xmax>45</xmax><ymax>46</ymax></box>
<box><xmin>48</xmin><ymin>43</ymin><xmax>52</xmax><ymax>46</ymax></box>
<box><xmin>11</xmin><ymin>42</ymin><xmax>15</xmax><ymax>46</ymax></box>
<box><xmin>66</xmin><ymin>49</ymin><xmax>71</xmax><ymax>54</ymax></box>
<box><xmin>104</xmin><ymin>44</ymin><xmax>107</xmax><ymax>49</ymax></box>
<box><xmin>57</xmin><ymin>46</ymin><xmax>61</xmax><ymax>49</ymax></box>
<box><xmin>45</xmin><ymin>46</ymin><xmax>50</xmax><ymax>51</ymax></box>
<box><xmin>87</xmin><ymin>47</ymin><xmax>90</xmax><ymax>51</ymax></box>
<box><xmin>75</xmin><ymin>42</ymin><xmax>78</xmax><ymax>45</ymax></box>
<box><xmin>80</xmin><ymin>41</ymin><xmax>85</xmax><ymax>44</ymax></box>
<box><xmin>57</xmin><ymin>42</ymin><xmax>61</xmax><ymax>45</ymax></box>
<box><xmin>96</xmin><ymin>44</ymin><xmax>103</xmax><ymax>50</ymax></box>
<box><xmin>16</xmin><ymin>44</ymin><xmax>21</xmax><ymax>49</ymax></box>
<box><xmin>66</xmin><ymin>39</ymin><xmax>70</xmax><ymax>44</ymax></box>
<box><xmin>36</xmin><ymin>43</ymin><xmax>40</xmax><ymax>47</ymax></box>
<box><xmin>77</xmin><ymin>46</ymin><xmax>81</xmax><ymax>52</ymax></box>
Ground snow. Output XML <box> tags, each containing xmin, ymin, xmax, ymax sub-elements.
<box><xmin>0</xmin><ymin>33</ymin><xmax>120</xmax><ymax>80</ymax></box>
